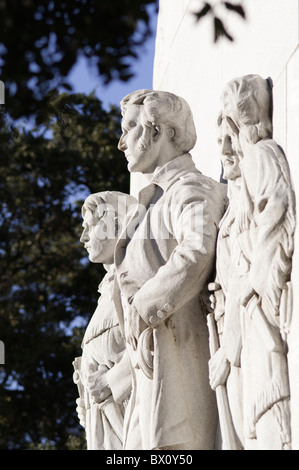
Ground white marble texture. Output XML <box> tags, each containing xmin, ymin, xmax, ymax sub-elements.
<box><xmin>73</xmin><ymin>191</ymin><xmax>137</xmax><ymax>450</ymax></box>
<box><xmin>115</xmin><ymin>89</ymin><xmax>227</xmax><ymax>450</ymax></box>
<box><xmin>209</xmin><ymin>74</ymin><xmax>295</xmax><ymax>450</ymax></box>
<box><xmin>144</xmin><ymin>0</ymin><xmax>299</xmax><ymax>449</ymax></box>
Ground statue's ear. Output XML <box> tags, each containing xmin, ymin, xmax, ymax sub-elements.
<box><xmin>167</xmin><ymin>128</ymin><xmax>175</xmax><ymax>140</ymax></box>
<box><xmin>152</xmin><ymin>125</ymin><xmax>161</xmax><ymax>141</ymax></box>
<box><xmin>152</xmin><ymin>124</ymin><xmax>175</xmax><ymax>142</ymax></box>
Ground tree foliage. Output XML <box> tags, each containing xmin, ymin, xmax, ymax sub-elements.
<box><xmin>0</xmin><ymin>0</ymin><xmax>158</xmax><ymax>120</ymax></box>
<box><xmin>0</xmin><ymin>0</ymin><xmax>155</xmax><ymax>451</ymax></box>
<box><xmin>0</xmin><ymin>93</ymin><xmax>129</xmax><ymax>449</ymax></box>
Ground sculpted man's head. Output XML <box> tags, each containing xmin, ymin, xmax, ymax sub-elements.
<box><xmin>118</xmin><ymin>89</ymin><xmax>197</xmax><ymax>174</ymax></box>
<box><xmin>217</xmin><ymin>114</ymin><xmax>242</xmax><ymax>181</ymax></box>
<box><xmin>218</xmin><ymin>74</ymin><xmax>273</xmax><ymax>180</ymax></box>
<box><xmin>80</xmin><ymin>191</ymin><xmax>136</xmax><ymax>264</ymax></box>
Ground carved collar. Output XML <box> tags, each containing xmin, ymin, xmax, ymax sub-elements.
<box><xmin>97</xmin><ymin>267</ymin><xmax>116</xmax><ymax>295</ymax></box>
<box><xmin>149</xmin><ymin>153</ymin><xmax>198</xmax><ymax>192</ymax></box>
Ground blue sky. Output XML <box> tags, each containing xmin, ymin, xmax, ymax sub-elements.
<box><xmin>67</xmin><ymin>7</ymin><xmax>158</xmax><ymax>110</ymax></box>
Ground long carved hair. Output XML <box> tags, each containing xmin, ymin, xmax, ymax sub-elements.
<box><xmin>220</xmin><ymin>74</ymin><xmax>273</xmax><ymax>144</ymax></box>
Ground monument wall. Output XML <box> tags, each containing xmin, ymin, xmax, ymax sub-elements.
<box><xmin>132</xmin><ymin>0</ymin><xmax>299</xmax><ymax>449</ymax></box>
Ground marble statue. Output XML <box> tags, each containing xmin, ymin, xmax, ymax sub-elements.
<box><xmin>73</xmin><ymin>191</ymin><xmax>137</xmax><ymax>450</ymax></box>
<box><xmin>208</xmin><ymin>74</ymin><xmax>296</xmax><ymax>450</ymax></box>
<box><xmin>113</xmin><ymin>89</ymin><xmax>227</xmax><ymax>450</ymax></box>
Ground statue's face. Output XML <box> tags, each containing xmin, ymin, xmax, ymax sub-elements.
<box><xmin>218</xmin><ymin>117</ymin><xmax>242</xmax><ymax>181</ymax></box>
<box><xmin>118</xmin><ymin>105</ymin><xmax>163</xmax><ymax>174</ymax></box>
<box><xmin>80</xmin><ymin>207</ymin><xmax>116</xmax><ymax>264</ymax></box>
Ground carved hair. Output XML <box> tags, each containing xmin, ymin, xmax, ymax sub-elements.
<box><xmin>120</xmin><ymin>89</ymin><xmax>197</xmax><ymax>153</ymax></box>
<box><xmin>82</xmin><ymin>191</ymin><xmax>136</xmax><ymax>234</ymax></box>
<box><xmin>220</xmin><ymin>74</ymin><xmax>273</xmax><ymax>144</ymax></box>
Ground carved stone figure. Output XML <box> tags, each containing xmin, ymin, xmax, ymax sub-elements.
<box><xmin>73</xmin><ymin>191</ymin><xmax>137</xmax><ymax>450</ymax></box>
<box><xmin>113</xmin><ymin>89</ymin><xmax>227</xmax><ymax>450</ymax></box>
<box><xmin>209</xmin><ymin>74</ymin><xmax>296</xmax><ymax>450</ymax></box>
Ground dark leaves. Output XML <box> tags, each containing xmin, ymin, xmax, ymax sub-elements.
<box><xmin>194</xmin><ymin>1</ymin><xmax>246</xmax><ymax>42</ymax></box>
<box><xmin>0</xmin><ymin>0</ymin><xmax>159</xmax><ymax>120</ymax></box>
<box><xmin>0</xmin><ymin>92</ymin><xmax>129</xmax><ymax>449</ymax></box>
<box><xmin>224</xmin><ymin>2</ymin><xmax>246</xmax><ymax>19</ymax></box>
<box><xmin>194</xmin><ymin>2</ymin><xmax>212</xmax><ymax>21</ymax></box>
<box><xmin>214</xmin><ymin>17</ymin><xmax>233</xmax><ymax>42</ymax></box>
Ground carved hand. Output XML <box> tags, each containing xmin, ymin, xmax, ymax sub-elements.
<box><xmin>208</xmin><ymin>347</ymin><xmax>230</xmax><ymax>390</ymax></box>
<box><xmin>127</xmin><ymin>302</ymin><xmax>148</xmax><ymax>351</ymax></box>
<box><xmin>208</xmin><ymin>282</ymin><xmax>225</xmax><ymax>320</ymax></box>
<box><xmin>87</xmin><ymin>365</ymin><xmax>112</xmax><ymax>403</ymax></box>
<box><xmin>75</xmin><ymin>397</ymin><xmax>86</xmax><ymax>427</ymax></box>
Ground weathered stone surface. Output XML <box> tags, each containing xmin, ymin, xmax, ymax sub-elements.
<box><xmin>208</xmin><ymin>75</ymin><xmax>296</xmax><ymax>450</ymax></box>
<box><xmin>73</xmin><ymin>191</ymin><xmax>136</xmax><ymax>450</ymax></box>
<box><xmin>73</xmin><ymin>79</ymin><xmax>296</xmax><ymax>451</ymax></box>
<box><xmin>114</xmin><ymin>89</ymin><xmax>227</xmax><ymax>450</ymax></box>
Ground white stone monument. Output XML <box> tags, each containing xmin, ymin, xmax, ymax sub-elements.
<box><xmin>73</xmin><ymin>191</ymin><xmax>136</xmax><ymax>450</ymax></box>
<box><xmin>114</xmin><ymin>89</ymin><xmax>227</xmax><ymax>450</ymax></box>
<box><xmin>141</xmin><ymin>0</ymin><xmax>299</xmax><ymax>450</ymax></box>
<box><xmin>74</xmin><ymin>1</ymin><xmax>298</xmax><ymax>450</ymax></box>
<box><xmin>209</xmin><ymin>74</ymin><xmax>295</xmax><ymax>450</ymax></box>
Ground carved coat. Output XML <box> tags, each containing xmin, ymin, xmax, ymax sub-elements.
<box><xmin>79</xmin><ymin>269</ymin><xmax>132</xmax><ymax>450</ymax></box>
<box><xmin>114</xmin><ymin>154</ymin><xmax>227</xmax><ymax>450</ymax></box>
